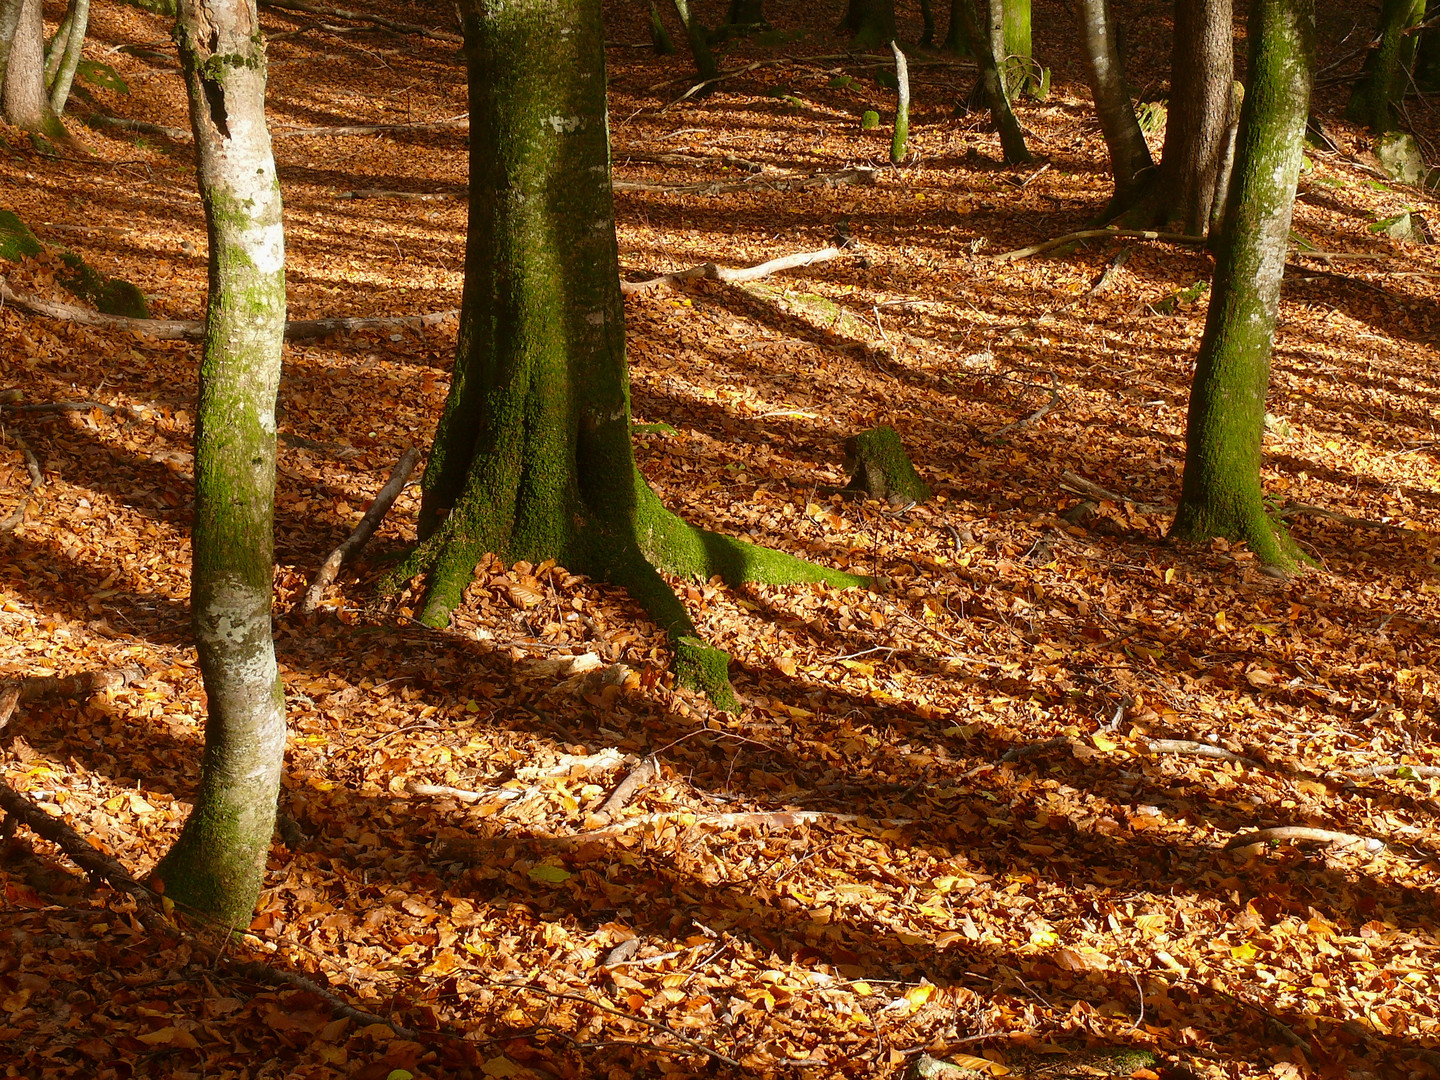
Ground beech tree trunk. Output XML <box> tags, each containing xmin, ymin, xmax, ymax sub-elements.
<box><xmin>151</xmin><ymin>0</ymin><xmax>287</xmax><ymax>928</ymax></box>
<box><xmin>842</xmin><ymin>0</ymin><xmax>897</xmax><ymax>48</ymax></box>
<box><xmin>1346</xmin><ymin>0</ymin><xmax>1426</xmax><ymax>132</ymax></box>
<box><xmin>1</xmin><ymin>0</ymin><xmax>63</xmax><ymax>139</ymax></box>
<box><xmin>954</xmin><ymin>0</ymin><xmax>1030</xmax><ymax>163</ymax></box>
<box><xmin>1154</xmin><ymin>0</ymin><xmax>1234</xmax><ymax>234</ymax></box>
<box><xmin>671</xmin><ymin>0</ymin><xmax>718</xmax><ymax>87</ymax></box>
<box><xmin>45</xmin><ymin>0</ymin><xmax>88</xmax><ymax>116</ymax></box>
<box><xmin>390</xmin><ymin>0</ymin><xmax>861</xmax><ymax>710</ymax></box>
<box><xmin>1075</xmin><ymin>0</ymin><xmax>1154</xmax><ymax>210</ymax></box>
<box><xmin>1171</xmin><ymin>0</ymin><xmax>1313</xmax><ymax>569</ymax></box>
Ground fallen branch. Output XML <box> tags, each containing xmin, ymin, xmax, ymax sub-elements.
<box><xmin>614</xmin><ymin>166</ymin><xmax>876</xmax><ymax>196</ymax></box>
<box><xmin>621</xmin><ymin>245</ymin><xmax>844</xmax><ymax>295</ymax></box>
<box><xmin>228</xmin><ymin>962</ymin><xmax>417</xmax><ymax>1039</ymax></box>
<box><xmin>990</xmin><ymin>371</ymin><xmax>1061</xmax><ymax>437</ymax></box>
<box><xmin>1224</xmin><ymin>826</ymin><xmax>1386</xmax><ymax>852</ymax></box>
<box><xmin>272</xmin><ymin>117</ymin><xmax>467</xmax><ymax>138</ymax></box>
<box><xmin>256</xmin><ymin>0</ymin><xmax>463</xmax><ymax>42</ymax></box>
<box><xmin>299</xmin><ymin>447</ymin><xmax>421</xmax><ymax>615</ymax></box>
<box><xmin>613</xmin><ymin>150</ymin><xmax>764</xmax><ymax>171</ymax></box>
<box><xmin>1</xmin><ymin>277</ymin><xmax>456</xmax><ymax>340</ymax></box>
<box><xmin>1274</xmin><ymin>500</ymin><xmax>1427</xmax><ymax>537</ymax></box>
<box><xmin>10</xmin><ymin>432</ymin><xmax>43</xmax><ymax>488</ymax></box>
<box><xmin>594</xmin><ymin>757</ymin><xmax>657</xmax><ymax>820</ymax></box>
<box><xmin>1059</xmin><ymin>470</ymin><xmax>1173</xmax><ymax>516</ymax></box>
<box><xmin>407</xmin><ymin>748</ymin><xmax>629</xmax><ymax>804</ymax></box>
<box><xmin>335</xmin><ymin>188</ymin><xmax>462</xmax><ymax>201</ymax></box>
<box><xmin>1340</xmin><ymin>763</ymin><xmax>1440</xmax><ymax>780</ymax></box>
<box><xmin>84</xmin><ymin>114</ymin><xmax>192</xmax><ymax>141</ymax></box>
<box><xmin>1144</xmin><ymin>739</ymin><xmax>1265</xmax><ymax>769</ymax></box>
<box><xmin>993</xmin><ymin>228</ymin><xmax>1205</xmax><ymax>263</ymax></box>
<box><xmin>1</xmin><ymin>667</ymin><xmax>148</xmax><ymax>733</ymax></box>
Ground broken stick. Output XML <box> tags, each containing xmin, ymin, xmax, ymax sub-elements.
<box><xmin>1224</xmin><ymin>826</ymin><xmax>1386</xmax><ymax>852</ymax></box>
<box><xmin>594</xmin><ymin>757</ymin><xmax>657</xmax><ymax>820</ymax></box>
<box><xmin>299</xmin><ymin>447</ymin><xmax>421</xmax><ymax>615</ymax></box>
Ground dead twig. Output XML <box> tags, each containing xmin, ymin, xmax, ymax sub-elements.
<box><xmin>585</xmin><ymin>808</ymin><xmax>907</xmax><ymax>838</ymax></box>
<box><xmin>9</xmin><ymin>432</ymin><xmax>44</xmax><ymax>488</ymax></box>
<box><xmin>1273</xmin><ymin>500</ymin><xmax>1428</xmax><ymax>537</ymax></box>
<box><xmin>990</xmin><ymin>371</ymin><xmax>1061</xmax><ymax>437</ymax></box>
<box><xmin>227</xmin><ymin>962</ymin><xmax>418</xmax><ymax>1038</ymax></box>
<box><xmin>614</xmin><ymin>167</ymin><xmax>876</xmax><ymax>197</ymax></box>
<box><xmin>621</xmin><ymin>245</ymin><xmax>845</xmax><ymax>295</ymax></box>
<box><xmin>1341</xmin><ymin>763</ymin><xmax>1440</xmax><ymax>780</ymax></box>
<box><xmin>256</xmin><ymin>0</ymin><xmax>463</xmax><ymax>42</ymax></box>
<box><xmin>299</xmin><ymin>448</ymin><xmax>421</xmax><ymax>615</ymax></box>
<box><xmin>408</xmin><ymin>748</ymin><xmax>629</xmax><ymax>804</ymax></box>
<box><xmin>1059</xmin><ymin>470</ymin><xmax>1173</xmax><ymax>516</ymax></box>
<box><xmin>1224</xmin><ymin>826</ymin><xmax>1386</xmax><ymax>852</ymax></box>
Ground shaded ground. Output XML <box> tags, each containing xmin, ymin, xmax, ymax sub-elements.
<box><xmin>1</xmin><ymin>1</ymin><xmax>1438</xmax><ymax>1078</ymax></box>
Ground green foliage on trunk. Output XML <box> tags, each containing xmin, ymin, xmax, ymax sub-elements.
<box><xmin>152</xmin><ymin>0</ymin><xmax>287</xmax><ymax>929</ymax></box>
<box><xmin>1171</xmin><ymin>0</ymin><xmax>1314</xmax><ymax>569</ymax></box>
<box><xmin>388</xmin><ymin>0</ymin><xmax>863</xmax><ymax>708</ymax></box>
<box><xmin>1346</xmin><ymin>0</ymin><xmax>1426</xmax><ymax>132</ymax></box>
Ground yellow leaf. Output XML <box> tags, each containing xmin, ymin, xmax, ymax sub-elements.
<box><xmin>851</xmin><ymin>981</ymin><xmax>874</xmax><ymax>996</ymax></box>
<box><xmin>481</xmin><ymin>1056</ymin><xmax>525</xmax><ymax>1077</ymax></box>
<box><xmin>773</xmin><ymin>656</ymin><xmax>798</xmax><ymax>677</ymax></box>
<box><xmin>1163</xmin><ymin>567</ymin><xmax>1176</xmax><ymax>584</ymax></box>
<box><xmin>948</xmin><ymin>1054</ymin><xmax>1011</xmax><ymax>1076</ymax></box>
<box><xmin>1230</xmin><ymin>941</ymin><xmax>1259</xmax><ymax>961</ymax></box>
<box><xmin>1214</xmin><ymin>610</ymin><xmax>1230</xmax><ymax>632</ymax></box>
<box><xmin>1091</xmin><ymin>732</ymin><xmax>1118</xmax><ymax>752</ymax></box>
<box><xmin>905</xmin><ymin>983</ymin><xmax>935</xmax><ymax>1008</ymax></box>
<box><xmin>1029</xmin><ymin>928</ymin><xmax>1059</xmax><ymax>946</ymax></box>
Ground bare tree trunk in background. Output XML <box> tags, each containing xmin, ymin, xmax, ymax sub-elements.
<box><xmin>1075</xmin><ymin>0</ymin><xmax>1154</xmax><ymax>213</ymax></box>
<box><xmin>45</xmin><ymin>0</ymin><xmax>89</xmax><ymax>116</ymax></box>
<box><xmin>1</xmin><ymin>0</ymin><xmax>64</xmax><ymax>141</ymax></box>
<box><xmin>1154</xmin><ymin>0</ymin><xmax>1234</xmax><ymax>234</ymax></box>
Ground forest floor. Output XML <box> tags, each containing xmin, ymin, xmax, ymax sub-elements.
<box><xmin>2</xmin><ymin>0</ymin><xmax>1439</xmax><ymax>1078</ymax></box>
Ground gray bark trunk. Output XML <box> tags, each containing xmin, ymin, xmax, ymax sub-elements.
<box><xmin>151</xmin><ymin>0</ymin><xmax>287</xmax><ymax>928</ymax></box>
<box><xmin>47</xmin><ymin>0</ymin><xmax>88</xmax><ymax>116</ymax></box>
<box><xmin>1171</xmin><ymin>0</ymin><xmax>1314</xmax><ymax>568</ymax></box>
<box><xmin>955</xmin><ymin>0</ymin><xmax>1030</xmax><ymax>162</ymax></box>
<box><xmin>2</xmin><ymin>0</ymin><xmax>62</xmax><ymax>138</ymax></box>
<box><xmin>1156</xmin><ymin>0</ymin><xmax>1233</xmax><ymax>234</ymax></box>
<box><xmin>1075</xmin><ymin>0</ymin><xmax>1153</xmax><ymax>209</ymax></box>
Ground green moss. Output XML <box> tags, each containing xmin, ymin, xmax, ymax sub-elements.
<box><xmin>844</xmin><ymin>425</ymin><xmax>931</xmax><ymax>504</ymax></box>
<box><xmin>0</xmin><ymin>209</ymin><xmax>43</xmax><ymax>261</ymax></box>
<box><xmin>674</xmin><ymin>636</ymin><xmax>738</xmax><ymax>711</ymax></box>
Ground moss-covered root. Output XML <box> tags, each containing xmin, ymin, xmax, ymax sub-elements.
<box><xmin>1170</xmin><ymin>502</ymin><xmax>1303</xmax><ymax>572</ymax></box>
<box><xmin>377</xmin><ymin>519</ymin><xmax>489</xmax><ymax>628</ymax></box>
<box><xmin>844</xmin><ymin>425</ymin><xmax>931</xmax><ymax>505</ymax></box>
<box><xmin>674</xmin><ymin>636</ymin><xmax>739</xmax><ymax>711</ymax></box>
<box><xmin>599</xmin><ymin>543</ymin><xmax>741</xmax><ymax>709</ymax></box>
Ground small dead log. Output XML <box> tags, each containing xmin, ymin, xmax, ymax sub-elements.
<box><xmin>335</xmin><ymin>188</ymin><xmax>463</xmax><ymax>201</ymax></box>
<box><xmin>407</xmin><ymin>748</ymin><xmax>629</xmax><ymax>805</ymax></box>
<box><xmin>1340</xmin><ymin>763</ymin><xmax>1440</xmax><ymax>780</ymax></box>
<box><xmin>584</xmin><ymin>809</ymin><xmax>887</xmax><ymax>838</ymax></box>
<box><xmin>85</xmin><ymin>115</ymin><xmax>193</xmax><ymax>141</ymax></box>
<box><xmin>299</xmin><ymin>447</ymin><xmax>421</xmax><ymax>615</ymax></box>
<box><xmin>1274</xmin><ymin>500</ymin><xmax>1427</xmax><ymax>537</ymax></box>
<box><xmin>1143</xmin><ymin>739</ymin><xmax>1265</xmax><ymax>769</ymax></box>
<box><xmin>842</xmin><ymin>425</ymin><xmax>931</xmax><ymax>506</ymax></box>
<box><xmin>0</xmin><ymin>667</ymin><xmax>148</xmax><ymax>735</ymax></box>
<box><xmin>1059</xmin><ymin>470</ymin><xmax>1173</xmax><ymax>516</ymax></box>
<box><xmin>991</xmin><ymin>371</ymin><xmax>1061</xmax><ymax>437</ymax></box>
<box><xmin>621</xmin><ymin>245</ymin><xmax>843</xmax><ymax>295</ymax></box>
<box><xmin>613</xmin><ymin>150</ymin><xmax>765</xmax><ymax>171</ymax></box>
<box><xmin>1224</xmin><ymin>826</ymin><xmax>1386</xmax><ymax>853</ymax></box>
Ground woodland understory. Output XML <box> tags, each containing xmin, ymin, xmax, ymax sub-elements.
<box><xmin>1</xmin><ymin>0</ymin><xmax>1439</xmax><ymax>1078</ymax></box>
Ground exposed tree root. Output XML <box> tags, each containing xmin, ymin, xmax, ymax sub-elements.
<box><xmin>993</xmin><ymin>227</ymin><xmax>1205</xmax><ymax>263</ymax></box>
<box><xmin>299</xmin><ymin>447</ymin><xmax>421</xmax><ymax>615</ymax></box>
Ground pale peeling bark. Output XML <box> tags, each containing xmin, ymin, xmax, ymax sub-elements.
<box><xmin>1075</xmin><ymin>0</ymin><xmax>1153</xmax><ymax>210</ymax></box>
<box><xmin>392</xmin><ymin>0</ymin><xmax>860</xmax><ymax>709</ymax></box>
<box><xmin>46</xmin><ymin>0</ymin><xmax>88</xmax><ymax>116</ymax></box>
<box><xmin>152</xmin><ymin>0</ymin><xmax>287</xmax><ymax>928</ymax></box>
<box><xmin>1171</xmin><ymin>0</ymin><xmax>1314</xmax><ymax>569</ymax></box>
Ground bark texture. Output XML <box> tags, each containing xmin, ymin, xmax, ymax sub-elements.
<box><xmin>46</xmin><ymin>0</ymin><xmax>88</xmax><ymax>116</ymax></box>
<box><xmin>842</xmin><ymin>0</ymin><xmax>897</xmax><ymax>48</ymax></box>
<box><xmin>1075</xmin><ymin>0</ymin><xmax>1153</xmax><ymax>210</ymax></box>
<box><xmin>390</xmin><ymin>0</ymin><xmax>861</xmax><ymax>709</ymax></box>
<box><xmin>1346</xmin><ymin>0</ymin><xmax>1426</xmax><ymax>132</ymax></box>
<box><xmin>671</xmin><ymin>0</ymin><xmax>718</xmax><ymax>86</ymax></box>
<box><xmin>1</xmin><ymin>0</ymin><xmax>64</xmax><ymax>139</ymax></box>
<box><xmin>151</xmin><ymin>0</ymin><xmax>287</xmax><ymax>928</ymax></box>
<box><xmin>954</xmin><ymin>0</ymin><xmax>1030</xmax><ymax>163</ymax></box>
<box><xmin>1154</xmin><ymin>0</ymin><xmax>1234</xmax><ymax>234</ymax></box>
<box><xmin>1171</xmin><ymin>0</ymin><xmax>1314</xmax><ymax>568</ymax></box>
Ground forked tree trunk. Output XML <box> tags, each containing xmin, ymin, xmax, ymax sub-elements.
<box><xmin>151</xmin><ymin>0</ymin><xmax>287</xmax><ymax>928</ymax></box>
<box><xmin>392</xmin><ymin>0</ymin><xmax>860</xmax><ymax>709</ymax></box>
<box><xmin>1</xmin><ymin>0</ymin><xmax>64</xmax><ymax>140</ymax></box>
<box><xmin>1154</xmin><ymin>0</ymin><xmax>1234</xmax><ymax>234</ymax></box>
<box><xmin>1171</xmin><ymin>0</ymin><xmax>1313</xmax><ymax>569</ymax></box>
<box><xmin>954</xmin><ymin>0</ymin><xmax>1031</xmax><ymax>162</ymax></box>
<box><xmin>671</xmin><ymin>0</ymin><xmax>718</xmax><ymax>87</ymax></box>
<box><xmin>0</xmin><ymin>0</ymin><xmax>22</xmax><ymax>88</ymax></box>
<box><xmin>1346</xmin><ymin>0</ymin><xmax>1426</xmax><ymax>132</ymax></box>
<box><xmin>1075</xmin><ymin>0</ymin><xmax>1154</xmax><ymax>211</ymax></box>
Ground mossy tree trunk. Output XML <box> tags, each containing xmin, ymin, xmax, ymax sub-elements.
<box><xmin>151</xmin><ymin>0</ymin><xmax>287</xmax><ymax>928</ymax></box>
<box><xmin>1171</xmin><ymin>0</ymin><xmax>1313</xmax><ymax>569</ymax></box>
<box><xmin>393</xmin><ymin>0</ymin><xmax>862</xmax><ymax>710</ymax></box>
<box><xmin>723</xmin><ymin>0</ymin><xmax>765</xmax><ymax>30</ymax></box>
<box><xmin>671</xmin><ymin>0</ymin><xmax>718</xmax><ymax>88</ymax></box>
<box><xmin>890</xmin><ymin>39</ymin><xmax>909</xmax><ymax>163</ymax></box>
<box><xmin>992</xmin><ymin>0</ymin><xmax>1037</xmax><ymax>96</ymax></box>
<box><xmin>1346</xmin><ymin>0</ymin><xmax>1426</xmax><ymax>132</ymax></box>
<box><xmin>1</xmin><ymin>0</ymin><xmax>65</xmax><ymax>141</ymax></box>
<box><xmin>954</xmin><ymin>0</ymin><xmax>1031</xmax><ymax>163</ymax></box>
<box><xmin>1075</xmin><ymin>0</ymin><xmax>1154</xmax><ymax>212</ymax></box>
<box><xmin>842</xmin><ymin>0</ymin><xmax>897</xmax><ymax>49</ymax></box>
<box><xmin>1153</xmin><ymin>0</ymin><xmax>1234</xmax><ymax>233</ymax></box>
